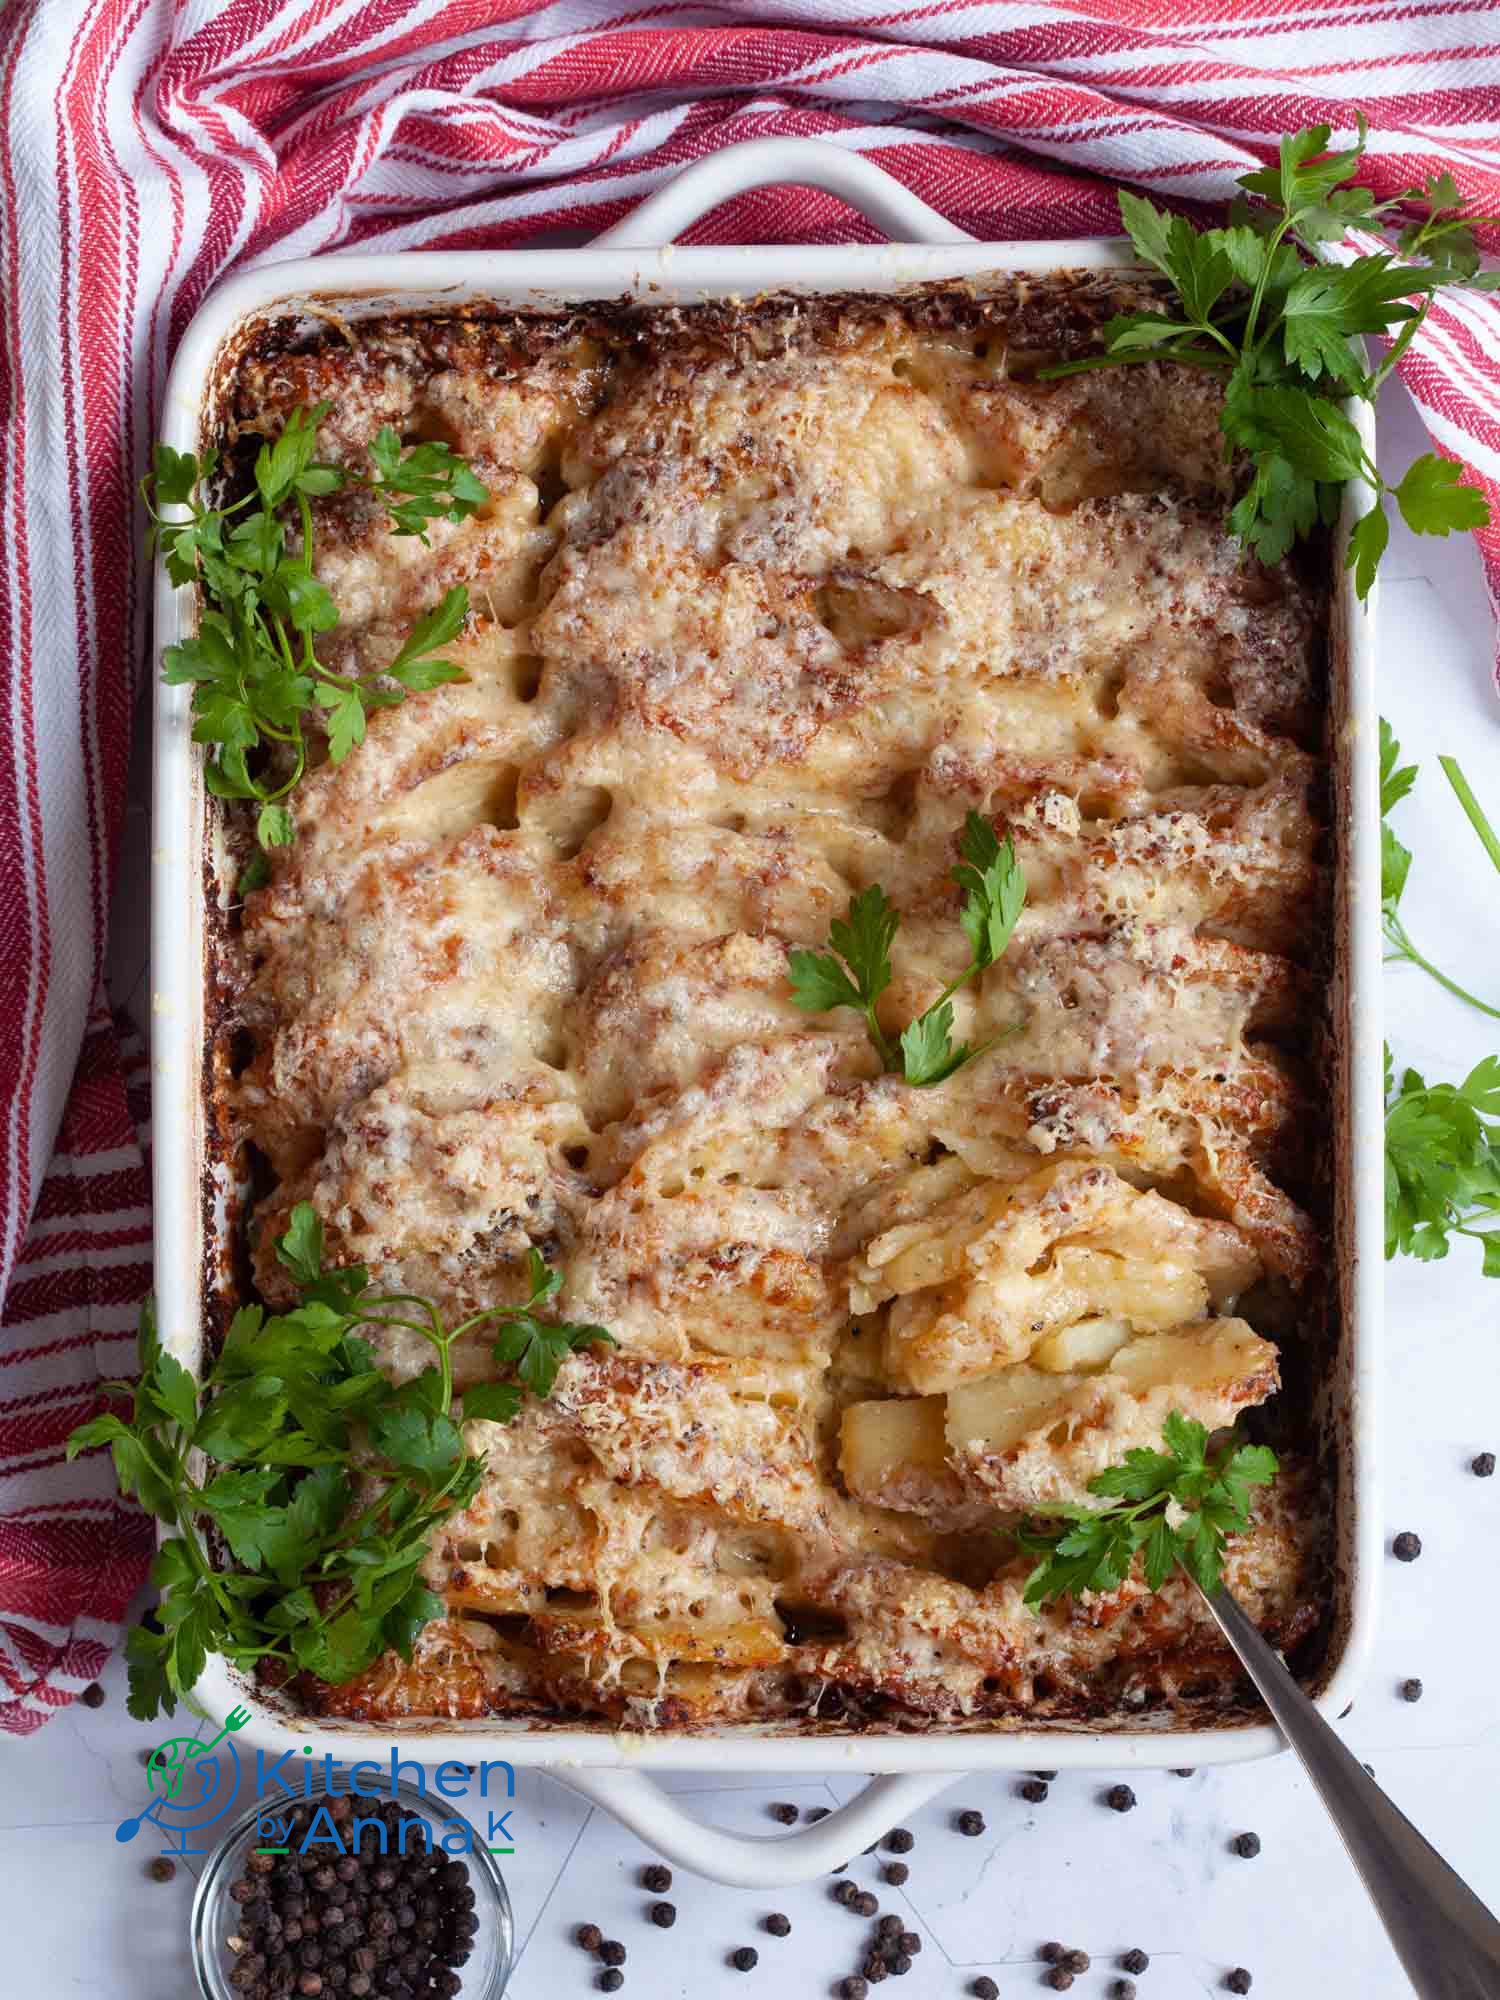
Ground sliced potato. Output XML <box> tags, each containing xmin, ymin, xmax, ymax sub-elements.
<box><xmin>1029</xmin><ymin>1312</ymin><xmax>1133</xmax><ymax>1374</ymax></box>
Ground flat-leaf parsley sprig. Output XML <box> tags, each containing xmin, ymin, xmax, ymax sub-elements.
<box><xmin>144</xmin><ymin>402</ymin><xmax>488</xmax><ymax>856</ymax></box>
<box><xmin>1017</xmin><ymin>1412</ymin><xmax>1278</xmax><ymax>1607</ymax></box>
<box><xmin>1384</xmin><ymin>1047</ymin><xmax>1500</xmax><ymax>1277</ymax></box>
<box><xmin>65</xmin><ymin>1204</ymin><xmax>614</xmax><ymax>1720</ymax></box>
<box><xmin>1043</xmin><ymin>117</ymin><xmax>1495</xmax><ymax>595</ymax></box>
<box><xmin>788</xmin><ymin>810</ymin><xmax>1026</xmax><ymax>1087</ymax></box>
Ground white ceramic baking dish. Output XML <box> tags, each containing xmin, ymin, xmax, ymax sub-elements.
<box><xmin>150</xmin><ymin>137</ymin><xmax>1383</xmax><ymax>1887</ymax></box>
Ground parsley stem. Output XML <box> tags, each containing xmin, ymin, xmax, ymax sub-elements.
<box><xmin>1440</xmin><ymin>756</ymin><xmax>1500</xmax><ymax>879</ymax></box>
<box><xmin>1383</xmin><ymin>914</ymin><xmax>1500</xmax><ymax>1019</ymax></box>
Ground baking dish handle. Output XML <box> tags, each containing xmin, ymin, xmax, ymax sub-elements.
<box><xmin>556</xmin><ymin>1767</ymin><xmax>957</xmax><ymax>1887</ymax></box>
<box><xmin>594</xmin><ymin>138</ymin><xmax>972</xmax><ymax>249</ymax></box>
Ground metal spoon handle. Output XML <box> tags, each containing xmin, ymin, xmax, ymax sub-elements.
<box><xmin>1206</xmin><ymin>1586</ymin><xmax>1500</xmax><ymax>2000</ymax></box>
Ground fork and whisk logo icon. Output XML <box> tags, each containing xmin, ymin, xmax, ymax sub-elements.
<box><xmin>115</xmin><ymin>1704</ymin><xmax>252</xmax><ymax>1856</ymax></box>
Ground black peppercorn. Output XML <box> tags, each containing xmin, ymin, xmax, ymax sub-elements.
<box><xmin>883</xmin><ymin>1828</ymin><xmax>914</xmax><ymax>1853</ymax></box>
<box><xmin>1020</xmin><ymin>1780</ymin><xmax>1049</xmax><ymax>1803</ymax></box>
<box><xmin>1040</xmin><ymin>1942</ymin><xmax>1066</xmax><ymax>1963</ymax></box>
<box><xmin>599</xmin><ymin>1939</ymin><xmax>626</xmax><ymax>1967</ymax></box>
<box><xmin>641</xmin><ymin>1864</ymin><xmax>672</xmax><ymax>1893</ymax></box>
<box><xmin>1033</xmin><ymin>1770</ymin><xmax>1057</xmax><ymax>1781</ymax></box>
<box><xmin>883</xmin><ymin>1862</ymin><xmax>908</xmax><ymax>1886</ymax></box>
<box><xmin>834</xmin><ymin>1881</ymin><xmax>859</xmax><ymax>1907</ymax></box>
<box><xmin>862</xmin><ymin>1959</ymin><xmax>889</xmax><ymax>1985</ymax></box>
<box><xmin>851</xmin><ymin>1891</ymin><xmax>879</xmax><ymax>1918</ymax></box>
<box><xmin>148</xmin><ymin>1857</ymin><xmax>177</xmax><ymax>1884</ymax></box>
<box><xmin>1112</xmin><ymin>1983</ymin><xmax>1137</xmax><ymax>2000</ymax></box>
<box><xmin>956</xmin><ymin>1809</ymin><xmax>985</xmax><ymax>1836</ymax></box>
<box><xmin>1400</xmin><ymin>1677</ymin><xmax>1424</xmax><ymax>1702</ymax></box>
<box><xmin>598</xmin><ymin>1973</ymin><xmax>623</xmax><ymax>1995</ymax></box>
<box><xmin>1063</xmin><ymin>1950</ymin><xmax>1090</xmax><ymax>1974</ymax></box>
<box><xmin>1473</xmin><ymin>1453</ymin><xmax>1496</xmax><ymax>1478</ymax></box>
<box><xmin>769</xmin><ymin>1802</ymin><xmax>798</xmax><ymax>1824</ymax></box>
<box><xmin>1045</xmin><ymin>1973</ymin><xmax>1074</xmax><ymax>1993</ymax></box>
<box><xmin>841</xmin><ymin>1980</ymin><xmax>870</xmax><ymax>2000</ymax></box>
<box><xmin>890</xmin><ymin>1954</ymin><xmax>912</xmax><ymax>1976</ymax></box>
<box><xmin>731</xmin><ymin>1945</ymin><xmax>759</xmax><ymax>1971</ymax></box>
<box><xmin>1105</xmin><ymin>1785</ymin><xmax>1135</xmax><ymax>1813</ymax></box>
<box><xmin>648</xmin><ymin>1902</ymin><xmax>675</xmax><ymax>1929</ymax></box>
<box><xmin>1226</xmin><ymin>1972</ymin><xmax>1253</xmax><ymax>1995</ymax></box>
<box><xmin>1231</xmin><ymin>1832</ymin><xmax>1262</xmax><ymax>1858</ymax></box>
<box><xmin>898</xmin><ymin>1932</ymin><xmax>920</xmax><ymax>1955</ymax></box>
<box><xmin>1121</xmin><ymin>1949</ymin><xmax>1149</xmax><ymax>1974</ymax></box>
<box><xmin>1393</xmin><ymin>1531</ymin><xmax>1422</xmax><ymax>1561</ymax></box>
<box><xmin>79</xmin><ymin>1682</ymin><xmax>105</xmax><ymax>1709</ymax></box>
<box><xmin>1171</xmin><ymin>1768</ymin><xmax>1194</xmax><ymax>1778</ymax></box>
<box><xmin>971</xmin><ymin>1982</ymin><xmax>999</xmax><ymax>2000</ymax></box>
<box><xmin>877</xmin><ymin>1916</ymin><xmax>903</xmax><ymax>1942</ymax></box>
<box><xmin>764</xmin><ymin>1913</ymin><xmax>791</xmax><ymax>1937</ymax></box>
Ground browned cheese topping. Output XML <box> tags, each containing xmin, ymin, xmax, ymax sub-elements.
<box><xmin>223</xmin><ymin>277</ymin><xmax>1329</xmax><ymax>1730</ymax></box>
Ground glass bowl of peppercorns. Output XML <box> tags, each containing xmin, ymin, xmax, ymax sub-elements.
<box><xmin>190</xmin><ymin>1774</ymin><xmax>514</xmax><ymax>1999</ymax></box>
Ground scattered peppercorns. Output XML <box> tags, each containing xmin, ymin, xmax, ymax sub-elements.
<box><xmin>1020</xmin><ymin>1780</ymin><xmax>1049</xmax><ymax>1804</ymax></box>
<box><xmin>147</xmin><ymin>1857</ymin><xmax>176</xmax><ymax>1884</ymax></box>
<box><xmin>834</xmin><ymin>1881</ymin><xmax>859</xmax><ymax>1908</ymax></box>
<box><xmin>770</xmin><ymin>1803</ymin><xmax>798</xmax><ymax>1825</ymax></box>
<box><xmin>1112</xmin><ymin>1984</ymin><xmax>1137</xmax><ymax>2000</ymax></box>
<box><xmin>1105</xmin><ymin>1785</ymin><xmax>1136</xmax><ymax>1813</ymax></box>
<box><xmin>1120</xmin><ymin>1949</ymin><xmax>1149</xmax><ymax>1974</ymax></box>
<box><xmin>882</xmin><ymin>1862</ymin><xmax>909</xmax><ymax>1887</ymax></box>
<box><xmin>1231</xmin><ymin>1832</ymin><xmax>1262</xmax><ymax>1859</ymax></box>
<box><xmin>1040</xmin><ymin>1942</ymin><xmax>1066</xmax><ymax>1963</ymax></box>
<box><xmin>1400</xmin><ymin>1677</ymin><xmax>1424</xmax><ymax>1702</ymax></box>
<box><xmin>648</xmin><ymin>1902</ymin><xmax>675</xmax><ymax>1929</ymax></box>
<box><xmin>971</xmin><ymin>1981</ymin><xmax>999</xmax><ymax>2000</ymax></box>
<box><xmin>641</xmin><ymin>1864</ymin><xmax>671</xmax><ymax>1893</ymax></box>
<box><xmin>577</xmin><ymin>1922</ymin><xmax>604</xmax><ymax>1952</ymax></box>
<box><xmin>877</xmin><ymin>1917</ymin><xmax>904</xmax><ymax>1943</ymax></box>
<box><xmin>1473</xmin><ymin>1453</ymin><xmax>1495</xmax><ymax>1478</ymax></box>
<box><xmin>1044</xmin><ymin>1972</ymin><xmax>1074</xmax><ymax>1993</ymax></box>
<box><xmin>884</xmin><ymin>1827</ymin><xmax>914</xmax><ymax>1853</ymax></box>
<box><xmin>1062</xmin><ymin>1950</ymin><xmax>1090</xmax><ymax>1974</ymax></box>
<box><xmin>79</xmin><ymin>1682</ymin><xmax>105</xmax><ymax>1709</ymax></box>
<box><xmin>731</xmin><ymin>1946</ymin><xmax>759</xmax><ymax>1972</ymax></box>
<box><xmin>600</xmin><ymin>1939</ymin><xmax>627</xmax><ymax>1967</ymax></box>
<box><xmin>956</xmin><ymin>1809</ymin><xmax>986</xmax><ymax>1836</ymax></box>
<box><xmin>851</xmin><ymin>1892</ymin><xmax>879</xmax><ymax>1918</ymax></box>
<box><xmin>1393</xmin><ymin>1531</ymin><xmax>1422</xmax><ymax>1562</ymax></box>
<box><xmin>764</xmin><ymin>1912</ymin><xmax>791</xmax><ymax>1938</ymax></box>
<box><xmin>841</xmin><ymin>1980</ymin><xmax>870</xmax><ymax>2000</ymax></box>
<box><xmin>1226</xmin><ymin>1971</ymin><xmax>1253</xmax><ymax>1994</ymax></box>
<box><xmin>599</xmin><ymin>1972</ymin><xmax>624</xmax><ymax>1994</ymax></box>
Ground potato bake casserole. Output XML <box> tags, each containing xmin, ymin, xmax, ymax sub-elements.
<box><xmin>218</xmin><ymin>274</ymin><xmax>1332</xmax><ymax>1731</ymax></box>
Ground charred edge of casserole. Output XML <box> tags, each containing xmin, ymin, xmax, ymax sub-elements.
<box><xmin>195</xmin><ymin>272</ymin><xmax>1339</xmax><ymax>1732</ymax></box>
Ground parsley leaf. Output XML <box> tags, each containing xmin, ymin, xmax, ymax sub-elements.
<box><xmin>1019</xmin><ymin>1416</ymin><xmax>1278</xmax><ymax>1608</ymax></box>
<box><xmin>65</xmin><ymin>1202</ymin><xmax>616</xmax><ymax>1717</ymax></box>
<box><xmin>790</xmin><ymin>812</ymin><xmax>1026</xmax><ymax>1086</ymax></box>
<box><xmin>486</xmin><ymin>1250</ymin><xmax>616</xmax><ymax>1400</ymax></box>
<box><xmin>1385</xmin><ymin>1050</ymin><xmax>1500</xmax><ymax>1273</ymax></box>
<box><xmin>1042</xmin><ymin>114</ymin><xmax>1493</xmax><ymax>597</ymax></box>
<box><xmin>142</xmin><ymin>410</ymin><xmax>487</xmax><ymax>854</ymax></box>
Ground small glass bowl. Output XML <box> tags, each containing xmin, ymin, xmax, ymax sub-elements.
<box><xmin>190</xmin><ymin>1772</ymin><xmax>514</xmax><ymax>1998</ymax></box>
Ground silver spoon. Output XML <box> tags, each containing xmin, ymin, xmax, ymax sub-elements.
<box><xmin>1204</xmin><ymin>1583</ymin><xmax>1500</xmax><ymax>1999</ymax></box>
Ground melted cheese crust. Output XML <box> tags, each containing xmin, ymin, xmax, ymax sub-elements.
<box><xmin>225</xmin><ymin>280</ymin><xmax>1329</xmax><ymax>1731</ymax></box>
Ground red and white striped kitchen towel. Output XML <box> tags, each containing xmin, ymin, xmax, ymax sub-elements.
<box><xmin>4</xmin><ymin>0</ymin><xmax>1499</xmax><ymax>1733</ymax></box>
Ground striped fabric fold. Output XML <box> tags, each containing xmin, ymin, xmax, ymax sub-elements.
<box><xmin>3</xmin><ymin>0</ymin><xmax>1498</xmax><ymax>1730</ymax></box>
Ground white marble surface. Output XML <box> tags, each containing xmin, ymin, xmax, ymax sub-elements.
<box><xmin>7</xmin><ymin>378</ymin><xmax>1500</xmax><ymax>2000</ymax></box>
